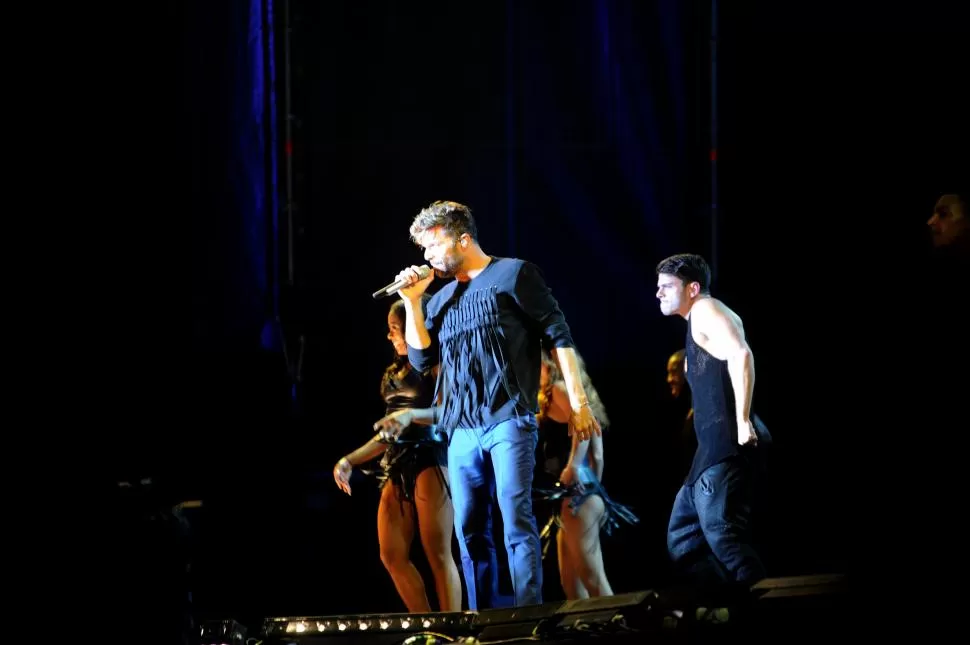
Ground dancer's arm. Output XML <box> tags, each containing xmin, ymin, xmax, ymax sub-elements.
<box><xmin>547</xmin><ymin>381</ymin><xmax>601</xmax><ymax>483</ymax></box>
<box><xmin>341</xmin><ymin>436</ymin><xmax>388</xmax><ymax>467</ymax></box>
<box><xmin>691</xmin><ymin>298</ymin><xmax>756</xmax><ymax>445</ymax></box>
<box><xmin>372</xmin><ymin>406</ymin><xmax>444</xmax><ymax>441</ymax></box>
<box><xmin>565</xmin><ymin>430</ymin><xmax>604</xmax><ymax>480</ymax></box>
<box><xmin>334</xmin><ymin>436</ymin><xmax>389</xmax><ymax>496</ymax></box>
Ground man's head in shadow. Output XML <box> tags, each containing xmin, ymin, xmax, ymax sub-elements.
<box><xmin>927</xmin><ymin>193</ymin><xmax>969</xmax><ymax>251</ymax></box>
<box><xmin>666</xmin><ymin>349</ymin><xmax>687</xmax><ymax>399</ymax></box>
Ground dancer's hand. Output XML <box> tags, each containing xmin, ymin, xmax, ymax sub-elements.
<box><xmin>374</xmin><ymin>409</ymin><xmax>414</xmax><ymax>442</ymax></box>
<box><xmin>568</xmin><ymin>404</ymin><xmax>601</xmax><ymax>441</ymax></box>
<box><xmin>333</xmin><ymin>457</ymin><xmax>353</xmax><ymax>495</ymax></box>
<box><xmin>559</xmin><ymin>464</ymin><xmax>585</xmax><ymax>494</ymax></box>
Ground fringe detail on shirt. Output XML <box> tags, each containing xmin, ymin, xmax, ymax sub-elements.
<box><xmin>433</xmin><ymin>285</ymin><xmax>517</xmax><ymax>432</ymax></box>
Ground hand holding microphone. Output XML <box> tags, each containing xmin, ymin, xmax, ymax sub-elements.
<box><xmin>372</xmin><ymin>265</ymin><xmax>434</xmax><ymax>299</ymax></box>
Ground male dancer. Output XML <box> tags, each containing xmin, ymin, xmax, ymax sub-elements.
<box><xmin>375</xmin><ymin>200</ymin><xmax>600</xmax><ymax>609</ymax></box>
<box><xmin>655</xmin><ymin>253</ymin><xmax>766</xmax><ymax>586</ymax></box>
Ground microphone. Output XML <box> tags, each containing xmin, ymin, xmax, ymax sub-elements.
<box><xmin>372</xmin><ymin>265</ymin><xmax>432</xmax><ymax>299</ymax></box>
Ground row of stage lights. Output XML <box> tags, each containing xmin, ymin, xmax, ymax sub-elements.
<box><xmin>267</xmin><ymin>612</ymin><xmax>478</xmax><ymax>636</ymax></box>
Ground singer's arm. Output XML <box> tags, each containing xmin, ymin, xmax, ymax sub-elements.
<box><xmin>512</xmin><ymin>263</ymin><xmax>593</xmax><ymax>412</ymax></box>
<box><xmin>550</xmin><ymin>347</ymin><xmax>592</xmax><ymax>413</ymax></box>
<box><xmin>404</xmin><ymin>296</ymin><xmax>439</xmax><ymax>373</ymax></box>
<box><xmin>403</xmin><ymin>297</ymin><xmax>432</xmax><ymax>350</ymax></box>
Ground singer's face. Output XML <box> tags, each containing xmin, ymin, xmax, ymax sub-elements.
<box><xmin>418</xmin><ymin>227</ymin><xmax>463</xmax><ymax>277</ymax></box>
<box><xmin>387</xmin><ymin>311</ymin><xmax>408</xmax><ymax>356</ymax></box>
<box><xmin>656</xmin><ymin>274</ymin><xmax>689</xmax><ymax>317</ymax></box>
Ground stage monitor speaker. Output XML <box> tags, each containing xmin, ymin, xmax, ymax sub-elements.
<box><xmin>473</xmin><ymin>590</ymin><xmax>656</xmax><ymax>641</ymax></box>
<box><xmin>647</xmin><ymin>573</ymin><xmax>850</xmax><ymax>640</ymax></box>
<box><xmin>200</xmin><ymin>619</ymin><xmax>247</xmax><ymax>645</ymax></box>
<box><xmin>751</xmin><ymin>573</ymin><xmax>848</xmax><ymax>599</ymax></box>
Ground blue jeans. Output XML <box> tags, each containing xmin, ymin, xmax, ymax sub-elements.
<box><xmin>448</xmin><ymin>416</ymin><xmax>541</xmax><ymax>609</ymax></box>
<box><xmin>667</xmin><ymin>457</ymin><xmax>766</xmax><ymax>585</ymax></box>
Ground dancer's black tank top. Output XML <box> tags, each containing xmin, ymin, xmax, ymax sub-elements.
<box><xmin>684</xmin><ymin>315</ymin><xmax>739</xmax><ymax>484</ymax></box>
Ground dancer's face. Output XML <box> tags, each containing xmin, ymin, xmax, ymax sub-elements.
<box><xmin>656</xmin><ymin>273</ymin><xmax>697</xmax><ymax>318</ymax></box>
<box><xmin>387</xmin><ymin>310</ymin><xmax>407</xmax><ymax>356</ymax></box>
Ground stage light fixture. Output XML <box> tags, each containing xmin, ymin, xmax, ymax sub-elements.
<box><xmin>264</xmin><ymin>611</ymin><xmax>478</xmax><ymax>640</ymax></box>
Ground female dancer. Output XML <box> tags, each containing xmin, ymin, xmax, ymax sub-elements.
<box><xmin>535</xmin><ymin>350</ymin><xmax>638</xmax><ymax>599</ymax></box>
<box><xmin>333</xmin><ymin>299</ymin><xmax>462</xmax><ymax>612</ymax></box>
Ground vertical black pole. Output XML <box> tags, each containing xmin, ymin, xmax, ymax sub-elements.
<box><xmin>710</xmin><ymin>0</ymin><xmax>719</xmax><ymax>280</ymax></box>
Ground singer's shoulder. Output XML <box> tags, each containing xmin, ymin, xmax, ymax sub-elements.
<box><xmin>482</xmin><ymin>256</ymin><xmax>551</xmax><ymax>286</ymax></box>
<box><xmin>504</xmin><ymin>257</ymin><xmax>551</xmax><ymax>281</ymax></box>
<box><xmin>483</xmin><ymin>256</ymin><xmax>533</xmax><ymax>283</ymax></box>
<box><xmin>491</xmin><ymin>256</ymin><xmax>533</xmax><ymax>274</ymax></box>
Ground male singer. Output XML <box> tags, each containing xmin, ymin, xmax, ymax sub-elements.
<box><xmin>373</xmin><ymin>200</ymin><xmax>601</xmax><ymax>609</ymax></box>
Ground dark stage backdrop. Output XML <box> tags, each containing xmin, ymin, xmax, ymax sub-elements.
<box><xmin>161</xmin><ymin>0</ymin><xmax>967</xmax><ymax>626</ymax></box>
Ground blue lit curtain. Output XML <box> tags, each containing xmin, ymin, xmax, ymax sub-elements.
<box><xmin>499</xmin><ymin>0</ymin><xmax>705</xmax><ymax>361</ymax></box>
<box><xmin>190</xmin><ymin>0</ymin><xmax>280</xmax><ymax>354</ymax></box>
<box><xmin>230</xmin><ymin>0</ymin><xmax>280</xmax><ymax>352</ymax></box>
